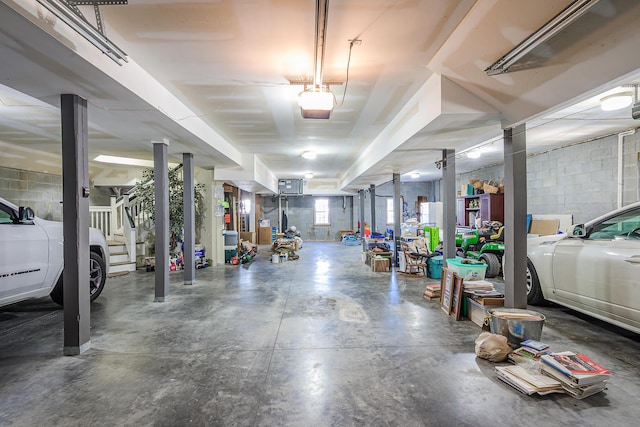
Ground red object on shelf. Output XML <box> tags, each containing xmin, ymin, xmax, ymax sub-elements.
<box><xmin>224</xmin><ymin>213</ymin><xmax>231</xmax><ymax>223</ymax></box>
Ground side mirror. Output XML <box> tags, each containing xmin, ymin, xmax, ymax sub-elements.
<box><xmin>18</xmin><ymin>206</ymin><xmax>35</xmax><ymax>221</ymax></box>
<box><xmin>568</xmin><ymin>224</ymin><xmax>586</xmax><ymax>237</ymax></box>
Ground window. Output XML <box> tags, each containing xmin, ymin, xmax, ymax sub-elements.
<box><xmin>314</xmin><ymin>198</ymin><xmax>330</xmax><ymax>225</ymax></box>
<box><xmin>386</xmin><ymin>198</ymin><xmax>394</xmax><ymax>224</ymax></box>
<box><xmin>589</xmin><ymin>207</ymin><xmax>640</xmax><ymax>240</ymax></box>
<box><xmin>242</xmin><ymin>199</ymin><xmax>251</xmax><ymax>214</ymax></box>
<box><xmin>0</xmin><ymin>203</ymin><xmax>14</xmax><ymax>224</ymax></box>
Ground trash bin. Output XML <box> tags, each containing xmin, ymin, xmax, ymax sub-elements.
<box><xmin>488</xmin><ymin>308</ymin><xmax>545</xmax><ymax>348</ymax></box>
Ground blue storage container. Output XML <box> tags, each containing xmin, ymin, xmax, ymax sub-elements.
<box><xmin>427</xmin><ymin>255</ymin><xmax>443</xmax><ymax>279</ymax></box>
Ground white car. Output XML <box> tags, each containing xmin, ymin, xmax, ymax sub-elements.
<box><xmin>527</xmin><ymin>201</ymin><xmax>640</xmax><ymax>334</ymax></box>
<box><xmin>0</xmin><ymin>196</ymin><xmax>109</xmax><ymax>307</ymax></box>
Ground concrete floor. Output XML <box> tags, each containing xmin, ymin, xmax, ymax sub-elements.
<box><xmin>1</xmin><ymin>241</ymin><xmax>640</xmax><ymax>426</ymax></box>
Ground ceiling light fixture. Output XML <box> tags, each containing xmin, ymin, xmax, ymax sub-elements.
<box><xmin>299</xmin><ymin>90</ymin><xmax>334</xmax><ymax>119</ymax></box>
<box><xmin>36</xmin><ymin>0</ymin><xmax>128</xmax><ymax>65</ymax></box>
<box><xmin>298</xmin><ymin>0</ymin><xmax>333</xmax><ymax>119</ymax></box>
<box><xmin>466</xmin><ymin>150</ymin><xmax>482</xmax><ymax>159</ymax></box>
<box><xmin>485</xmin><ymin>0</ymin><xmax>600</xmax><ymax>75</ymax></box>
<box><xmin>93</xmin><ymin>154</ymin><xmax>178</xmax><ymax>168</ymax></box>
<box><xmin>410</xmin><ymin>172</ymin><xmax>420</xmax><ymax>179</ymax></box>
<box><xmin>301</xmin><ymin>151</ymin><xmax>317</xmax><ymax>160</ymax></box>
<box><xmin>600</xmin><ymin>92</ymin><xmax>633</xmax><ymax>111</ymax></box>
<box><xmin>304</xmin><ymin>173</ymin><xmax>314</xmax><ymax>179</ymax></box>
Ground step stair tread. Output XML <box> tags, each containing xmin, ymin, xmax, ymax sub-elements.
<box><xmin>110</xmin><ymin>261</ymin><xmax>136</xmax><ymax>266</ymax></box>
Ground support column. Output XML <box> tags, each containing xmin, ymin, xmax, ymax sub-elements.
<box><xmin>393</xmin><ymin>173</ymin><xmax>401</xmax><ymax>267</ymax></box>
<box><xmin>504</xmin><ymin>124</ymin><xmax>528</xmax><ymax>309</ymax></box>
<box><xmin>359</xmin><ymin>189</ymin><xmax>365</xmax><ymax>252</ymax></box>
<box><xmin>369</xmin><ymin>184</ymin><xmax>376</xmax><ymax>233</ymax></box>
<box><xmin>442</xmin><ymin>149</ymin><xmax>456</xmax><ymax>261</ymax></box>
<box><xmin>183</xmin><ymin>153</ymin><xmax>195</xmax><ymax>285</ymax></box>
<box><xmin>60</xmin><ymin>94</ymin><xmax>90</xmax><ymax>356</ymax></box>
<box><xmin>154</xmin><ymin>140</ymin><xmax>170</xmax><ymax>301</ymax></box>
<box><xmin>200</xmin><ymin>170</ymin><xmax>226</xmax><ymax>266</ymax></box>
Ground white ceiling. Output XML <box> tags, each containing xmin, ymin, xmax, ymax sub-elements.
<box><xmin>1</xmin><ymin>0</ymin><xmax>639</xmax><ymax>194</ymax></box>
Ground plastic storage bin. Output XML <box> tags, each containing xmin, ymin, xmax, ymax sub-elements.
<box><xmin>224</xmin><ymin>248</ymin><xmax>237</xmax><ymax>263</ymax></box>
<box><xmin>427</xmin><ymin>255</ymin><xmax>443</xmax><ymax>279</ymax></box>
<box><xmin>446</xmin><ymin>258</ymin><xmax>487</xmax><ymax>281</ymax></box>
<box><xmin>224</xmin><ymin>230</ymin><xmax>238</xmax><ymax>246</ymax></box>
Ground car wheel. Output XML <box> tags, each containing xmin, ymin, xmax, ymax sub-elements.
<box><xmin>50</xmin><ymin>251</ymin><xmax>107</xmax><ymax>305</ymax></box>
<box><xmin>526</xmin><ymin>258</ymin><xmax>546</xmax><ymax>305</ymax></box>
<box><xmin>479</xmin><ymin>253</ymin><xmax>500</xmax><ymax>278</ymax></box>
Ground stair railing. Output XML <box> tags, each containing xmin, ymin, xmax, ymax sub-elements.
<box><xmin>89</xmin><ymin>163</ymin><xmax>184</xmax><ymax>263</ymax></box>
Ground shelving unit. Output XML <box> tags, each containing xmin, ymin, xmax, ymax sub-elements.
<box><xmin>456</xmin><ymin>193</ymin><xmax>504</xmax><ymax>227</ymax></box>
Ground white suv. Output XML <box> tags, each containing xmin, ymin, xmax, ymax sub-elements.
<box><xmin>0</xmin><ymin>196</ymin><xmax>109</xmax><ymax>307</ymax></box>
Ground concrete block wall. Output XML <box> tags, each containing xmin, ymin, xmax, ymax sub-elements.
<box><xmin>351</xmin><ymin>181</ymin><xmax>436</xmax><ymax>235</ymax></box>
<box><xmin>456</xmin><ymin>131</ymin><xmax>640</xmax><ymax>225</ymax></box>
<box><xmin>261</xmin><ymin>195</ymin><xmax>354</xmax><ymax>241</ymax></box>
<box><xmin>0</xmin><ymin>166</ymin><xmax>63</xmax><ymax>220</ymax></box>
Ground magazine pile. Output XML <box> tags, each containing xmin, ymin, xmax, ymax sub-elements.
<box><xmin>496</xmin><ymin>341</ymin><xmax>610</xmax><ymax>399</ymax></box>
<box><xmin>539</xmin><ymin>351</ymin><xmax>611</xmax><ymax>399</ymax></box>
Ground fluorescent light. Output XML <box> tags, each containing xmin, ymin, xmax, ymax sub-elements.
<box><xmin>299</xmin><ymin>91</ymin><xmax>334</xmax><ymax>119</ymax></box>
<box><xmin>301</xmin><ymin>151</ymin><xmax>317</xmax><ymax>160</ymax></box>
<box><xmin>485</xmin><ymin>0</ymin><xmax>600</xmax><ymax>75</ymax></box>
<box><xmin>600</xmin><ymin>93</ymin><xmax>633</xmax><ymax>111</ymax></box>
<box><xmin>466</xmin><ymin>150</ymin><xmax>482</xmax><ymax>159</ymax></box>
<box><xmin>94</xmin><ymin>154</ymin><xmax>178</xmax><ymax>168</ymax></box>
<box><xmin>305</xmin><ymin>173</ymin><xmax>314</xmax><ymax>179</ymax></box>
<box><xmin>410</xmin><ymin>172</ymin><xmax>420</xmax><ymax>179</ymax></box>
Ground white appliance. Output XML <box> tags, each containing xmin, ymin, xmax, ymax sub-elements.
<box><xmin>419</xmin><ymin>202</ymin><xmax>443</xmax><ymax>229</ymax></box>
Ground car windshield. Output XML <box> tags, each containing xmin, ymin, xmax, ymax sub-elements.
<box><xmin>589</xmin><ymin>207</ymin><xmax>640</xmax><ymax>240</ymax></box>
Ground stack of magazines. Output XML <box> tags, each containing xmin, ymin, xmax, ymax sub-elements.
<box><xmin>508</xmin><ymin>339</ymin><xmax>551</xmax><ymax>364</ymax></box>
<box><xmin>539</xmin><ymin>351</ymin><xmax>610</xmax><ymax>399</ymax></box>
<box><xmin>495</xmin><ymin>365</ymin><xmax>564</xmax><ymax>396</ymax></box>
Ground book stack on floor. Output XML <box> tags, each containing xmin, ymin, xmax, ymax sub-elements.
<box><xmin>508</xmin><ymin>339</ymin><xmax>552</xmax><ymax>364</ymax></box>
<box><xmin>539</xmin><ymin>352</ymin><xmax>610</xmax><ymax>399</ymax></box>
<box><xmin>422</xmin><ymin>283</ymin><xmax>441</xmax><ymax>300</ymax></box>
<box><xmin>463</xmin><ymin>280</ymin><xmax>504</xmax><ymax>298</ymax></box>
<box><xmin>498</xmin><ymin>342</ymin><xmax>610</xmax><ymax>399</ymax></box>
<box><xmin>495</xmin><ymin>365</ymin><xmax>564</xmax><ymax>396</ymax></box>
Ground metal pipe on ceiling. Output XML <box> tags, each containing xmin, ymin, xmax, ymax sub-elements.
<box><xmin>313</xmin><ymin>0</ymin><xmax>330</xmax><ymax>90</ymax></box>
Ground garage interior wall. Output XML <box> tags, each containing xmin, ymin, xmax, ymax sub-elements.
<box><xmin>456</xmin><ymin>131</ymin><xmax>640</xmax><ymax>225</ymax></box>
<box><xmin>261</xmin><ymin>195</ymin><xmax>354</xmax><ymax>241</ymax></box>
<box><xmin>4</xmin><ymin>129</ymin><xmax>638</xmax><ymax>235</ymax></box>
<box><xmin>363</xmin><ymin>181</ymin><xmax>438</xmax><ymax>234</ymax></box>
<box><xmin>0</xmin><ymin>166</ymin><xmax>62</xmax><ymax>220</ymax></box>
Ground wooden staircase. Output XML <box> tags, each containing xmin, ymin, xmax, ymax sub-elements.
<box><xmin>107</xmin><ymin>240</ymin><xmax>137</xmax><ymax>277</ymax></box>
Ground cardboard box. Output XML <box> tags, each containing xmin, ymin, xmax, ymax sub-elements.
<box><xmin>529</xmin><ymin>219</ymin><xmax>559</xmax><ymax>236</ymax></box>
<box><xmin>258</xmin><ymin>227</ymin><xmax>272</xmax><ymax>245</ymax></box>
<box><xmin>240</xmin><ymin>232</ymin><xmax>256</xmax><ymax>244</ymax></box>
<box><xmin>371</xmin><ymin>258</ymin><xmax>390</xmax><ymax>272</ymax></box>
